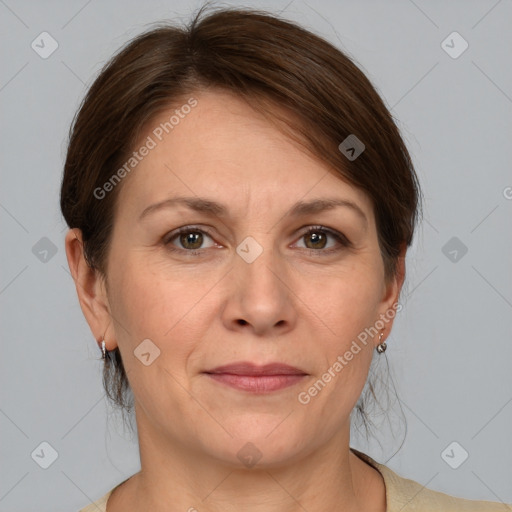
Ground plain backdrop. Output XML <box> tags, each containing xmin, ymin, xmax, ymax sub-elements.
<box><xmin>0</xmin><ymin>0</ymin><xmax>511</xmax><ymax>510</ymax></box>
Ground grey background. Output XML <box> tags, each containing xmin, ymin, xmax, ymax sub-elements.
<box><xmin>1</xmin><ymin>0</ymin><xmax>511</xmax><ymax>510</ymax></box>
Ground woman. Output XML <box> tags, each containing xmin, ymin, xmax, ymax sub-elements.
<box><xmin>61</xmin><ymin>6</ymin><xmax>509</xmax><ymax>511</ymax></box>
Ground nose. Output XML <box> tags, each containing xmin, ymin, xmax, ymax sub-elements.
<box><xmin>220</xmin><ymin>241</ymin><xmax>297</xmax><ymax>337</ymax></box>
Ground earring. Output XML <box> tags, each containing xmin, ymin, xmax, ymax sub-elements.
<box><xmin>100</xmin><ymin>338</ymin><xmax>107</xmax><ymax>359</ymax></box>
<box><xmin>376</xmin><ymin>330</ymin><xmax>387</xmax><ymax>354</ymax></box>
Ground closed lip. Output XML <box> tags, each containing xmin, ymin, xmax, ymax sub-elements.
<box><xmin>204</xmin><ymin>362</ymin><xmax>307</xmax><ymax>376</ymax></box>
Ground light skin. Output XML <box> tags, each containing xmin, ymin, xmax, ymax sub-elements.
<box><xmin>65</xmin><ymin>90</ymin><xmax>405</xmax><ymax>512</ymax></box>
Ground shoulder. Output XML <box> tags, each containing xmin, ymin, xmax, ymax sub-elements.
<box><xmin>379</xmin><ymin>464</ymin><xmax>510</xmax><ymax>511</ymax></box>
<box><xmin>78</xmin><ymin>474</ymin><xmax>133</xmax><ymax>512</ymax></box>
<box><xmin>351</xmin><ymin>448</ymin><xmax>512</xmax><ymax>512</ymax></box>
<box><xmin>78</xmin><ymin>489</ymin><xmax>112</xmax><ymax>512</ymax></box>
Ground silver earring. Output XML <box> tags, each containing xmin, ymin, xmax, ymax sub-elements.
<box><xmin>376</xmin><ymin>331</ymin><xmax>387</xmax><ymax>354</ymax></box>
<box><xmin>100</xmin><ymin>339</ymin><xmax>107</xmax><ymax>359</ymax></box>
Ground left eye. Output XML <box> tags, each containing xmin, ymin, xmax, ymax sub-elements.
<box><xmin>295</xmin><ymin>226</ymin><xmax>350</xmax><ymax>252</ymax></box>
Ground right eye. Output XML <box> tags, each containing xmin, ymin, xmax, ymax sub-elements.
<box><xmin>164</xmin><ymin>226</ymin><xmax>217</xmax><ymax>255</ymax></box>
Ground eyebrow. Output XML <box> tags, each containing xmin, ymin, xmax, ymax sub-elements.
<box><xmin>138</xmin><ymin>196</ymin><xmax>368</xmax><ymax>227</ymax></box>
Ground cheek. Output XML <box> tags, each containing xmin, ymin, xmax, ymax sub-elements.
<box><xmin>298</xmin><ymin>263</ymin><xmax>382</xmax><ymax>400</ymax></box>
<box><xmin>301</xmin><ymin>280</ymin><xmax>377</xmax><ymax>426</ymax></box>
<box><xmin>305</xmin><ymin>264</ymin><xmax>383</xmax><ymax>342</ymax></box>
<box><xmin>111</xmin><ymin>253</ymin><xmax>185</xmax><ymax>330</ymax></box>
<box><xmin>106</xmin><ymin>257</ymin><xmax>204</xmax><ymax>409</ymax></box>
<box><xmin>108</xmin><ymin>253</ymin><xmax>216</xmax><ymax>367</ymax></box>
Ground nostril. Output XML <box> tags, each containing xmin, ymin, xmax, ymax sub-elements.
<box><xmin>237</xmin><ymin>319</ymin><xmax>248</xmax><ymax>326</ymax></box>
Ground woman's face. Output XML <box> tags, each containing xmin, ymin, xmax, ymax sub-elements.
<box><xmin>75</xmin><ymin>90</ymin><xmax>402</xmax><ymax>467</ymax></box>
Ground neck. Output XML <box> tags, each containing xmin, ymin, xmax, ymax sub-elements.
<box><xmin>108</xmin><ymin>406</ymin><xmax>385</xmax><ymax>512</ymax></box>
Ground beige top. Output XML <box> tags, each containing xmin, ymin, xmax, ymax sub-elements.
<box><xmin>79</xmin><ymin>448</ymin><xmax>511</xmax><ymax>511</ymax></box>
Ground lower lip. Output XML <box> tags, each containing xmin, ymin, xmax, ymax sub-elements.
<box><xmin>205</xmin><ymin>373</ymin><xmax>306</xmax><ymax>392</ymax></box>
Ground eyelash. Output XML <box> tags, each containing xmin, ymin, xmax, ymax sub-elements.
<box><xmin>163</xmin><ymin>225</ymin><xmax>351</xmax><ymax>257</ymax></box>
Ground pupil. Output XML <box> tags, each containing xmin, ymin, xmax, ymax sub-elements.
<box><xmin>181</xmin><ymin>232</ymin><xmax>202</xmax><ymax>249</ymax></box>
<box><xmin>307</xmin><ymin>232</ymin><xmax>326</xmax><ymax>249</ymax></box>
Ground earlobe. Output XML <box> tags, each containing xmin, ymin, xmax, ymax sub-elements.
<box><xmin>64</xmin><ymin>228</ymin><xmax>115</xmax><ymax>350</ymax></box>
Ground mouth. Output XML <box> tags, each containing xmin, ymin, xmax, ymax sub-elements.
<box><xmin>203</xmin><ymin>362</ymin><xmax>308</xmax><ymax>393</ymax></box>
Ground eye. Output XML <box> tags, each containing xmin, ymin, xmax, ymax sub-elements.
<box><xmin>164</xmin><ymin>226</ymin><xmax>216</xmax><ymax>255</ymax></box>
<box><xmin>294</xmin><ymin>226</ymin><xmax>351</xmax><ymax>254</ymax></box>
<box><xmin>163</xmin><ymin>224</ymin><xmax>351</xmax><ymax>257</ymax></box>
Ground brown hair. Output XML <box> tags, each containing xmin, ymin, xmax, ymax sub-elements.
<box><xmin>61</xmin><ymin>4</ymin><xmax>421</xmax><ymax>438</ymax></box>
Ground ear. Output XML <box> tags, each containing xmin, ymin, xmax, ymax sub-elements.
<box><xmin>64</xmin><ymin>228</ymin><xmax>116</xmax><ymax>351</ymax></box>
<box><xmin>375</xmin><ymin>243</ymin><xmax>407</xmax><ymax>345</ymax></box>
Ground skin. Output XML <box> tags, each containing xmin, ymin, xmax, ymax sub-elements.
<box><xmin>65</xmin><ymin>89</ymin><xmax>405</xmax><ymax>512</ymax></box>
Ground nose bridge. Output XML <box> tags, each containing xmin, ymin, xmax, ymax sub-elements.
<box><xmin>235</xmin><ymin>232</ymin><xmax>283</xmax><ymax>295</ymax></box>
<box><xmin>225</xmin><ymin>231</ymin><xmax>295</xmax><ymax>333</ymax></box>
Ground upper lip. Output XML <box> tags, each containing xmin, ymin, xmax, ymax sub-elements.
<box><xmin>204</xmin><ymin>362</ymin><xmax>307</xmax><ymax>376</ymax></box>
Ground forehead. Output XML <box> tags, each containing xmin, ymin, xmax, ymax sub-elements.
<box><xmin>116</xmin><ymin>90</ymin><xmax>373</xmax><ymax>218</ymax></box>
